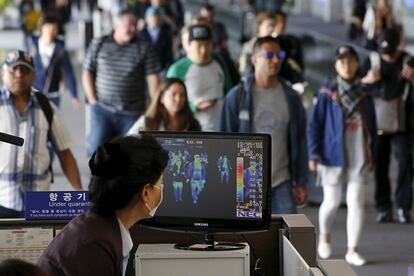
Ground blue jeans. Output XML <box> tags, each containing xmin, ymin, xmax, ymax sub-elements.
<box><xmin>48</xmin><ymin>96</ymin><xmax>61</xmax><ymax>108</ymax></box>
<box><xmin>271</xmin><ymin>180</ymin><xmax>297</xmax><ymax>214</ymax></box>
<box><xmin>87</xmin><ymin>104</ymin><xmax>139</xmax><ymax>156</ymax></box>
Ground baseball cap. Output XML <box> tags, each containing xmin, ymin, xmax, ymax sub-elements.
<box><xmin>188</xmin><ymin>24</ymin><xmax>212</xmax><ymax>42</ymax></box>
<box><xmin>145</xmin><ymin>6</ymin><xmax>160</xmax><ymax>17</ymax></box>
<box><xmin>335</xmin><ymin>45</ymin><xmax>358</xmax><ymax>60</ymax></box>
<box><xmin>378</xmin><ymin>29</ymin><xmax>400</xmax><ymax>54</ymax></box>
<box><xmin>3</xmin><ymin>50</ymin><xmax>35</xmax><ymax>71</ymax></box>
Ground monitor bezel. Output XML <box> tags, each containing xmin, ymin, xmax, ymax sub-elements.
<box><xmin>139</xmin><ymin>131</ymin><xmax>272</xmax><ymax>234</ymax></box>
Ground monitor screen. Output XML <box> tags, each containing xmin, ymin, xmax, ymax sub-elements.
<box><xmin>140</xmin><ymin>131</ymin><xmax>271</xmax><ymax>234</ymax></box>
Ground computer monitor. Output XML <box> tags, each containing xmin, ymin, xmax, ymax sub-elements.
<box><xmin>139</xmin><ymin>131</ymin><xmax>271</xmax><ymax>250</ymax></box>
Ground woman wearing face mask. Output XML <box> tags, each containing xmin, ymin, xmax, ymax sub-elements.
<box><xmin>38</xmin><ymin>135</ymin><xmax>168</xmax><ymax>276</ymax></box>
<box><xmin>307</xmin><ymin>45</ymin><xmax>377</xmax><ymax>266</ymax></box>
<box><xmin>128</xmin><ymin>78</ymin><xmax>201</xmax><ymax>133</ymax></box>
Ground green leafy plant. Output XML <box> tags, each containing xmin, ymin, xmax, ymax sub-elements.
<box><xmin>0</xmin><ymin>0</ymin><xmax>11</xmax><ymax>15</ymax></box>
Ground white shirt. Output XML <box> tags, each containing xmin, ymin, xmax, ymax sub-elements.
<box><xmin>117</xmin><ymin>217</ymin><xmax>133</xmax><ymax>276</ymax></box>
<box><xmin>38</xmin><ymin>39</ymin><xmax>56</xmax><ymax>68</ymax></box>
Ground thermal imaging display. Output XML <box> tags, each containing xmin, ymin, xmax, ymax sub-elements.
<box><xmin>218</xmin><ymin>155</ymin><xmax>232</xmax><ymax>185</ymax></box>
<box><xmin>157</xmin><ymin>136</ymin><xmax>266</xmax><ymax>220</ymax></box>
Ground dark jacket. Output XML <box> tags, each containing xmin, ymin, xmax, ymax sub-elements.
<box><xmin>219</xmin><ymin>75</ymin><xmax>308</xmax><ymax>187</ymax></box>
<box><xmin>38</xmin><ymin>211</ymin><xmax>123</xmax><ymax>276</ymax></box>
<box><xmin>307</xmin><ymin>79</ymin><xmax>377</xmax><ymax>167</ymax></box>
<box><xmin>139</xmin><ymin>24</ymin><xmax>173</xmax><ymax>71</ymax></box>
<box><xmin>31</xmin><ymin>35</ymin><xmax>78</xmax><ymax>99</ymax></box>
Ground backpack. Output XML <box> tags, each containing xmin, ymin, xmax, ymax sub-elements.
<box><xmin>33</xmin><ymin>92</ymin><xmax>55</xmax><ymax>182</ymax></box>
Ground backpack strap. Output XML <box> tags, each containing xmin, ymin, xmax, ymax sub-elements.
<box><xmin>43</xmin><ymin>46</ymin><xmax>66</xmax><ymax>94</ymax></box>
<box><xmin>402</xmin><ymin>53</ymin><xmax>412</xmax><ymax>102</ymax></box>
<box><xmin>93</xmin><ymin>34</ymin><xmax>142</xmax><ymax>71</ymax></box>
<box><xmin>236</xmin><ymin>83</ymin><xmax>245</xmax><ymax>112</ymax></box>
<box><xmin>235</xmin><ymin>81</ymin><xmax>251</xmax><ymax>123</ymax></box>
<box><xmin>33</xmin><ymin>92</ymin><xmax>55</xmax><ymax>182</ymax></box>
<box><xmin>34</xmin><ymin>92</ymin><xmax>53</xmax><ymax>128</ymax></box>
<box><xmin>94</xmin><ymin>35</ymin><xmax>110</xmax><ymax>62</ymax></box>
<box><xmin>213</xmin><ymin>53</ymin><xmax>232</xmax><ymax>92</ymax></box>
<box><xmin>320</xmin><ymin>81</ymin><xmax>339</xmax><ymax>102</ymax></box>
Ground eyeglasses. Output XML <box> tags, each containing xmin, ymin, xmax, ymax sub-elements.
<box><xmin>257</xmin><ymin>50</ymin><xmax>286</xmax><ymax>60</ymax></box>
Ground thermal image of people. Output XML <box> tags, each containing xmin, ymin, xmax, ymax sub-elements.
<box><xmin>187</xmin><ymin>154</ymin><xmax>207</xmax><ymax>204</ymax></box>
<box><xmin>170</xmin><ymin>151</ymin><xmax>186</xmax><ymax>202</ymax></box>
<box><xmin>182</xmin><ymin>150</ymin><xmax>190</xmax><ymax>164</ymax></box>
<box><xmin>217</xmin><ymin>155</ymin><xmax>232</xmax><ymax>185</ymax></box>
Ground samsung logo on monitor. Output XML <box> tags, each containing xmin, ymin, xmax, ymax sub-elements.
<box><xmin>194</xmin><ymin>222</ymin><xmax>209</xmax><ymax>227</ymax></box>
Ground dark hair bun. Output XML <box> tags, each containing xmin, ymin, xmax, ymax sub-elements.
<box><xmin>89</xmin><ymin>143</ymin><xmax>125</xmax><ymax>179</ymax></box>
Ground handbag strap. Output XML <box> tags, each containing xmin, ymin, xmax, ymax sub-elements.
<box><xmin>402</xmin><ymin>54</ymin><xmax>411</xmax><ymax>102</ymax></box>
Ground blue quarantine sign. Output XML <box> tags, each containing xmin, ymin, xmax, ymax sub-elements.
<box><xmin>24</xmin><ymin>191</ymin><xmax>90</xmax><ymax>220</ymax></box>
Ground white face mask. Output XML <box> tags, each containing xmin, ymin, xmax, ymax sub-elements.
<box><xmin>145</xmin><ymin>184</ymin><xmax>163</xmax><ymax>217</ymax></box>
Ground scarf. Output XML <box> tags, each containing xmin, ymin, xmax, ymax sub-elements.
<box><xmin>336</xmin><ymin>76</ymin><xmax>362</xmax><ymax>118</ymax></box>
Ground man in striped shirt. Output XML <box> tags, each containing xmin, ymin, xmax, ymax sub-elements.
<box><xmin>0</xmin><ymin>50</ymin><xmax>82</xmax><ymax>218</ymax></box>
<box><xmin>82</xmin><ymin>9</ymin><xmax>161</xmax><ymax>156</ymax></box>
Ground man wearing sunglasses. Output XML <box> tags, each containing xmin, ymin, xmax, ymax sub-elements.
<box><xmin>220</xmin><ymin>36</ymin><xmax>308</xmax><ymax>214</ymax></box>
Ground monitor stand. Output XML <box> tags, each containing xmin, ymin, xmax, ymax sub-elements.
<box><xmin>174</xmin><ymin>233</ymin><xmax>246</xmax><ymax>251</ymax></box>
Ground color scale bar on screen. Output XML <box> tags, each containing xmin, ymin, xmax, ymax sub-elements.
<box><xmin>236</xmin><ymin>157</ymin><xmax>244</xmax><ymax>202</ymax></box>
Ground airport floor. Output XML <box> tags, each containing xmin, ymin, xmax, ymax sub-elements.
<box><xmin>302</xmin><ymin>205</ymin><xmax>414</xmax><ymax>276</ymax></box>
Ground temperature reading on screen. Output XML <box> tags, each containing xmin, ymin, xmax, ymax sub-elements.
<box><xmin>236</xmin><ymin>141</ymin><xmax>264</xmax><ymax>218</ymax></box>
<box><xmin>186</xmin><ymin>140</ymin><xmax>203</xmax><ymax>145</ymax></box>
